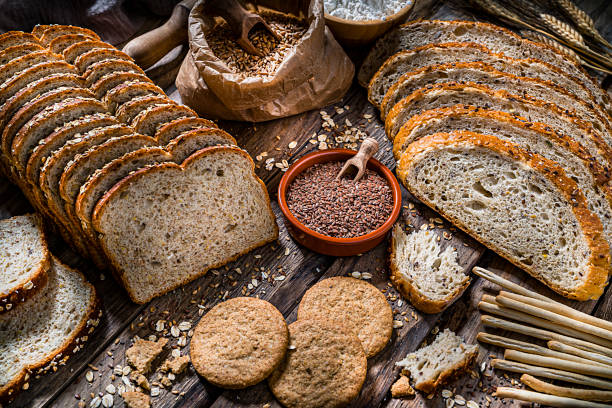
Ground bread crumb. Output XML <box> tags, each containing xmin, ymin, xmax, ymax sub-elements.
<box><xmin>160</xmin><ymin>355</ymin><xmax>189</xmax><ymax>375</ymax></box>
<box><xmin>160</xmin><ymin>376</ymin><xmax>172</xmax><ymax>387</ymax></box>
<box><xmin>130</xmin><ymin>372</ymin><xmax>150</xmax><ymax>391</ymax></box>
<box><xmin>391</xmin><ymin>375</ymin><xmax>415</xmax><ymax>398</ymax></box>
<box><xmin>122</xmin><ymin>391</ymin><xmax>150</xmax><ymax>408</ymax></box>
<box><xmin>126</xmin><ymin>337</ymin><xmax>168</xmax><ymax>373</ymax></box>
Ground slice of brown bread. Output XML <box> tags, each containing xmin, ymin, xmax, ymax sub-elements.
<box><xmin>91</xmin><ymin>146</ymin><xmax>278</xmax><ymax>303</ymax></box>
<box><xmin>74</xmin><ymin>48</ymin><xmax>134</xmax><ymax>74</ymax></box>
<box><xmin>31</xmin><ymin>24</ymin><xmax>52</xmax><ymax>38</ymax></box>
<box><xmin>0</xmin><ymin>32</ymin><xmax>40</xmax><ymax>53</ymax></box>
<box><xmin>115</xmin><ymin>94</ymin><xmax>175</xmax><ymax>124</ymax></box>
<box><xmin>397</xmin><ymin>131</ymin><xmax>609</xmax><ymax>300</ymax></box>
<box><xmin>0</xmin><ymin>43</ymin><xmax>46</xmax><ymax>67</ymax></box>
<box><xmin>384</xmin><ymin>82</ymin><xmax>612</xmax><ymax>172</ymax></box>
<box><xmin>154</xmin><ymin>117</ymin><xmax>218</xmax><ymax>143</ymax></box>
<box><xmin>0</xmin><ymin>214</ymin><xmax>50</xmax><ymax>313</ymax></box>
<box><xmin>0</xmin><ymin>256</ymin><xmax>100</xmax><ymax>403</ymax></box>
<box><xmin>131</xmin><ymin>104</ymin><xmax>197</xmax><ymax>136</ymax></box>
<box><xmin>368</xmin><ymin>42</ymin><xmax>600</xmax><ymax>112</ymax></box>
<box><xmin>103</xmin><ymin>81</ymin><xmax>165</xmax><ymax>113</ymax></box>
<box><xmin>62</xmin><ymin>40</ymin><xmax>113</xmax><ymax>64</ymax></box>
<box><xmin>91</xmin><ymin>72</ymin><xmax>153</xmax><ymax>100</ymax></box>
<box><xmin>380</xmin><ymin>62</ymin><xmax>612</xmax><ymax>145</ymax></box>
<box><xmin>393</xmin><ymin>106</ymin><xmax>612</xmax><ymax>261</ymax></box>
<box><xmin>0</xmin><ymin>51</ymin><xmax>61</xmax><ymax>86</ymax></box>
<box><xmin>48</xmin><ymin>34</ymin><xmax>95</xmax><ymax>54</ymax></box>
<box><xmin>38</xmin><ymin>25</ymin><xmax>99</xmax><ymax>46</ymax></box>
<box><xmin>83</xmin><ymin>59</ymin><xmax>145</xmax><ymax>87</ymax></box>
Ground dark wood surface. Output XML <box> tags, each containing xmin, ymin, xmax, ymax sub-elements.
<box><xmin>3</xmin><ymin>0</ymin><xmax>612</xmax><ymax>407</ymax></box>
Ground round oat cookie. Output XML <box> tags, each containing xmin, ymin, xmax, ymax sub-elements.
<box><xmin>268</xmin><ymin>319</ymin><xmax>367</xmax><ymax>408</ymax></box>
<box><xmin>297</xmin><ymin>276</ymin><xmax>393</xmax><ymax>357</ymax></box>
<box><xmin>190</xmin><ymin>297</ymin><xmax>288</xmax><ymax>389</ymax></box>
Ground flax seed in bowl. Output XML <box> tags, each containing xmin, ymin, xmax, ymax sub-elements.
<box><xmin>278</xmin><ymin>149</ymin><xmax>401</xmax><ymax>256</ymax></box>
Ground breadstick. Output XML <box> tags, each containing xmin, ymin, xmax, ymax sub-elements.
<box><xmin>501</xmin><ymin>291</ymin><xmax>612</xmax><ymax>333</ymax></box>
<box><xmin>479</xmin><ymin>299</ymin><xmax>612</xmax><ymax>348</ymax></box>
<box><xmin>521</xmin><ymin>374</ymin><xmax>612</xmax><ymax>402</ymax></box>
<box><xmin>494</xmin><ymin>387</ymin><xmax>612</xmax><ymax>407</ymax></box>
<box><xmin>477</xmin><ymin>333</ymin><xmax>608</xmax><ymax>367</ymax></box>
<box><xmin>496</xmin><ymin>293</ymin><xmax>612</xmax><ymax>343</ymax></box>
<box><xmin>549</xmin><ymin>341</ymin><xmax>612</xmax><ymax>367</ymax></box>
<box><xmin>505</xmin><ymin>349</ymin><xmax>612</xmax><ymax>379</ymax></box>
<box><xmin>472</xmin><ymin>266</ymin><xmax>551</xmax><ymax>302</ymax></box>
<box><xmin>481</xmin><ymin>315</ymin><xmax>612</xmax><ymax>358</ymax></box>
<box><xmin>491</xmin><ymin>359</ymin><xmax>612</xmax><ymax>389</ymax></box>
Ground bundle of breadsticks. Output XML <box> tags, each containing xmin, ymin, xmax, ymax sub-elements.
<box><xmin>474</xmin><ymin>267</ymin><xmax>612</xmax><ymax>408</ymax></box>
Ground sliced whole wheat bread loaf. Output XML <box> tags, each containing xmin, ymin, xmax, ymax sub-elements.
<box><xmin>74</xmin><ymin>48</ymin><xmax>134</xmax><ymax>74</ymax></box>
<box><xmin>0</xmin><ymin>214</ymin><xmax>50</xmax><ymax>312</ymax></box>
<box><xmin>0</xmin><ymin>256</ymin><xmax>99</xmax><ymax>402</ymax></box>
<box><xmin>397</xmin><ymin>131</ymin><xmax>610</xmax><ymax>300</ymax></box>
<box><xmin>396</xmin><ymin>329</ymin><xmax>478</xmax><ymax>393</ymax></box>
<box><xmin>62</xmin><ymin>40</ymin><xmax>114</xmax><ymax>64</ymax></box>
<box><xmin>385</xmin><ymin>82</ymin><xmax>612</xmax><ymax>173</ymax></box>
<box><xmin>0</xmin><ymin>43</ymin><xmax>45</xmax><ymax>67</ymax></box>
<box><xmin>91</xmin><ymin>146</ymin><xmax>278</xmax><ymax>303</ymax></box>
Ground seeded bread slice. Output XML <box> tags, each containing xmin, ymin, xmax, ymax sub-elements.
<box><xmin>74</xmin><ymin>48</ymin><xmax>134</xmax><ymax>74</ymax></box>
<box><xmin>368</xmin><ymin>42</ymin><xmax>599</xmax><ymax>112</ymax></box>
<box><xmin>380</xmin><ymin>63</ymin><xmax>612</xmax><ymax>146</ymax></box>
<box><xmin>91</xmin><ymin>72</ymin><xmax>153</xmax><ymax>100</ymax></box>
<box><xmin>31</xmin><ymin>24</ymin><xmax>52</xmax><ymax>38</ymax></box>
<box><xmin>397</xmin><ymin>131</ymin><xmax>609</xmax><ymax>300</ymax></box>
<box><xmin>132</xmin><ymin>104</ymin><xmax>197</xmax><ymax>136</ymax></box>
<box><xmin>394</xmin><ymin>106</ymin><xmax>612</xmax><ymax>263</ymax></box>
<box><xmin>396</xmin><ymin>329</ymin><xmax>478</xmax><ymax>393</ymax></box>
<box><xmin>0</xmin><ymin>214</ymin><xmax>50</xmax><ymax>313</ymax></box>
<box><xmin>0</xmin><ymin>32</ymin><xmax>40</xmax><ymax>53</ymax></box>
<box><xmin>103</xmin><ymin>81</ymin><xmax>165</xmax><ymax>113</ymax></box>
<box><xmin>385</xmin><ymin>82</ymin><xmax>612</xmax><ymax>173</ymax></box>
<box><xmin>358</xmin><ymin>20</ymin><xmax>610</xmax><ymax>117</ymax></box>
<box><xmin>0</xmin><ymin>51</ymin><xmax>61</xmax><ymax>86</ymax></box>
<box><xmin>0</xmin><ymin>43</ymin><xmax>45</xmax><ymax>67</ymax></box>
<box><xmin>83</xmin><ymin>59</ymin><xmax>145</xmax><ymax>87</ymax></box>
<box><xmin>62</xmin><ymin>40</ymin><xmax>113</xmax><ymax>64</ymax></box>
<box><xmin>92</xmin><ymin>146</ymin><xmax>278</xmax><ymax>303</ymax></box>
<box><xmin>115</xmin><ymin>94</ymin><xmax>175</xmax><ymax>125</ymax></box>
<box><xmin>0</xmin><ymin>61</ymin><xmax>77</xmax><ymax>106</ymax></box>
<box><xmin>38</xmin><ymin>25</ymin><xmax>99</xmax><ymax>46</ymax></box>
<box><xmin>154</xmin><ymin>117</ymin><xmax>218</xmax><ymax>143</ymax></box>
<box><xmin>0</xmin><ymin>256</ymin><xmax>100</xmax><ymax>403</ymax></box>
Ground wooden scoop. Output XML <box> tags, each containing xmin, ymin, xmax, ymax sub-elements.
<box><xmin>203</xmin><ymin>0</ymin><xmax>281</xmax><ymax>57</ymax></box>
<box><xmin>336</xmin><ymin>138</ymin><xmax>379</xmax><ymax>182</ymax></box>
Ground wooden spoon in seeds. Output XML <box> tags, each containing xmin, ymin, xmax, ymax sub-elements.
<box><xmin>336</xmin><ymin>137</ymin><xmax>379</xmax><ymax>182</ymax></box>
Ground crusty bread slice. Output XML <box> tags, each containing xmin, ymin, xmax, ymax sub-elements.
<box><xmin>358</xmin><ymin>20</ymin><xmax>610</xmax><ymax>117</ymax></box>
<box><xmin>0</xmin><ymin>214</ymin><xmax>50</xmax><ymax>313</ymax></box>
<box><xmin>385</xmin><ymin>82</ymin><xmax>612</xmax><ymax>173</ymax></box>
<box><xmin>0</xmin><ymin>51</ymin><xmax>61</xmax><ymax>86</ymax></box>
<box><xmin>0</xmin><ymin>32</ymin><xmax>40</xmax><ymax>53</ymax></box>
<box><xmin>31</xmin><ymin>24</ymin><xmax>52</xmax><ymax>38</ymax></box>
<box><xmin>154</xmin><ymin>117</ymin><xmax>218</xmax><ymax>143</ymax></box>
<box><xmin>396</xmin><ymin>329</ymin><xmax>478</xmax><ymax>393</ymax></box>
<box><xmin>62</xmin><ymin>40</ymin><xmax>113</xmax><ymax>64</ymax></box>
<box><xmin>83</xmin><ymin>59</ymin><xmax>145</xmax><ymax>87</ymax></box>
<box><xmin>103</xmin><ymin>81</ymin><xmax>164</xmax><ymax>113</ymax></box>
<box><xmin>131</xmin><ymin>104</ymin><xmax>197</xmax><ymax>136</ymax></box>
<box><xmin>74</xmin><ymin>48</ymin><xmax>134</xmax><ymax>74</ymax></box>
<box><xmin>380</xmin><ymin>63</ymin><xmax>612</xmax><ymax>146</ymax></box>
<box><xmin>38</xmin><ymin>25</ymin><xmax>99</xmax><ymax>46</ymax></box>
<box><xmin>0</xmin><ymin>256</ymin><xmax>99</xmax><ymax>403</ymax></box>
<box><xmin>368</xmin><ymin>42</ymin><xmax>599</xmax><ymax>111</ymax></box>
<box><xmin>0</xmin><ymin>61</ymin><xmax>77</xmax><ymax>105</ymax></box>
<box><xmin>0</xmin><ymin>44</ymin><xmax>45</xmax><ymax>68</ymax></box>
<box><xmin>91</xmin><ymin>72</ymin><xmax>153</xmax><ymax>100</ymax></box>
<box><xmin>114</xmin><ymin>94</ymin><xmax>175</xmax><ymax>124</ymax></box>
<box><xmin>394</xmin><ymin>106</ymin><xmax>612</xmax><ymax>262</ymax></box>
<box><xmin>92</xmin><ymin>146</ymin><xmax>278</xmax><ymax>303</ymax></box>
<box><xmin>390</xmin><ymin>223</ymin><xmax>469</xmax><ymax>314</ymax></box>
<box><xmin>48</xmin><ymin>34</ymin><xmax>95</xmax><ymax>54</ymax></box>
<box><xmin>397</xmin><ymin>131</ymin><xmax>609</xmax><ymax>300</ymax></box>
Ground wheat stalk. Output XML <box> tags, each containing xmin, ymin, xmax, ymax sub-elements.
<box><xmin>520</xmin><ymin>30</ymin><xmax>583</xmax><ymax>63</ymax></box>
<box><xmin>471</xmin><ymin>0</ymin><xmax>534</xmax><ymax>28</ymax></box>
<box><xmin>555</xmin><ymin>0</ymin><xmax>612</xmax><ymax>50</ymax></box>
<box><xmin>539</xmin><ymin>13</ymin><xmax>586</xmax><ymax>47</ymax></box>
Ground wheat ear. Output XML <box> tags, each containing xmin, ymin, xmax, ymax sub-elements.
<box><xmin>520</xmin><ymin>30</ymin><xmax>583</xmax><ymax>63</ymax></box>
<box><xmin>539</xmin><ymin>13</ymin><xmax>586</xmax><ymax>48</ymax></box>
<box><xmin>555</xmin><ymin>0</ymin><xmax>612</xmax><ymax>50</ymax></box>
<box><xmin>471</xmin><ymin>0</ymin><xmax>532</xmax><ymax>28</ymax></box>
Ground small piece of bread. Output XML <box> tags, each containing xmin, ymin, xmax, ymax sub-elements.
<box><xmin>297</xmin><ymin>276</ymin><xmax>393</xmax><ymax>357</ymax></box>
<box><xmin>122</xmin><ymin>391</ymin><xmax>150</xmax><ymax>408</ymax></box>
<box><xmin>0</xmin><ymin>214</ymin><xmax>50</xmax><ymax>312</ymax></box>
<box><xmin>389</xmin><ymin>224</ymin><xmax>469</xmax><ymax>314</ymax></box>
<box><xmin>390</xmin><ymin>375</ymin><xmax>415</xmax><ymax>398</ymax></box>
<box><xmin>125</xmin><ymin>337</ymin><xmax>168</xmax><ymax>374</ymax></box>
<box><xmin>396</xmin><ymin>329</ymin><xmax>478</xmax><ymax>393</ymax></box>
<box><xmin>190</xmin><ymin>297</ymin><xmax>288</xmax><ymax>389</ymax></box>
<box><xmin>160</xmin><ymin>355</ymin><xmax>190</xmax><ymax>375</ymax></box>
<box><xmin>268</xmin><ymin>319</ymin><xmax>367</xmax><ymax>408</ymax></box>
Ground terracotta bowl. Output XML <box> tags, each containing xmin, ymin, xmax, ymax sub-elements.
<box><xmin>278</xmin><ymin>148</ymin><xmax>401</xmax><ymax>256</ymax></box>
<box><xmin>324</xmin><ymin>1</ymin><xmax>415</xmax><ymax>47</ymax></box>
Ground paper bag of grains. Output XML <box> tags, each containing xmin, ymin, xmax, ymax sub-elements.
<box><xmin>176</xmin><ymin>0</ymin><xmax>354</xmax><ymax>122</ymax></box>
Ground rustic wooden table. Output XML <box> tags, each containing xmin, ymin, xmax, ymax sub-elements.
<box><xmin>3</xmin><ymin>0</ymin><xmax>612</xmax><ymax>407</ymax></box>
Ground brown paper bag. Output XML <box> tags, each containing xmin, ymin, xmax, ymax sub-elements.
<box><xmin>176</xmin><ymin>0</ymin><xmax>354</xmax><ymax>122</ymax></box>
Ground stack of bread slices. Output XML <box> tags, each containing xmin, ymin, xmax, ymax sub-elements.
<box><xmin>361</xmin><ymin>20</ymin><xmax>611</xmax><ymax>301</ymax></box>
<box><xmin>0</xmin><ymin>25</ymin><xmax>278</xmax><ymax>304</ymax></box>
<box><xmin>0</xmin><ymin>214</ymin><xmax>100</xmax><ymax>403</ymax></box>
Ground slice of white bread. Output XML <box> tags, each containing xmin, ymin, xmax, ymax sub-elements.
<box><xmin>368</xmin><ymin>42</ymin><xmax>598</xmax><ymax>111</ymax></box>
<box><xmin>385</xmin><ymin>82</ymin><xmax>612</xmax><ymax>172</ymax></box>
<box><xmin>0</xmin><ymin>256</ymin><xmax>100</xmax><ymax>402</ymax></box>
<box><xmin>397</xmin><ymin>131</ymin><xmax>609</xmax><ymax>300</ymax></box>
<box><xmin>358</xmin><ymin>20</ymin><xmax>610</xmax><ymax>118</ymax></box>
<box><xmin>390</xmin><ymin>224</ymin><xmax>469</xmax><ymax>314</ymax></box>
<box><xmin>0</xmin><ymin>214</ymin><xmax>50</xmax><ymax>313</ymax></box>
<box><xmin>396</xmin><ymin>329</ymin><xmax>478</xmax><ymax>393</ymax></box>
<box><xmin>91</xmin><ymin>146</ymin><xmax>278</xmax><ymax>303</ymax></box>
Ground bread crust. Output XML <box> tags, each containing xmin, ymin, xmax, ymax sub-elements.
<box><xmin>91</xmin><ymin>72</ymin><xmax>153</xmax><ymax>99</ymax></box>
<box><xmin>0</xmin><ymin>61</ymin><xmax>77</xmax><ymax>105</ymax></box>
<box><xmin>74</xmin><ymin>48</ymin><xmax>134</xmax><ymax>73</ymax></box>
<box><xmin>83</xmin><ymin>59</ymin><xmax>145</xmax><ymax>87</ymax></box>
<box><xmin>103</xmin><ymin>81</ymin><xmax>164</xmax><ymax>113</ymax></box>
<box><xmin>0</xmin><ymin>43</ymin><xmax>46</xmax><ymax>67</ymax></box>
<box><xmin>411</xmin><ymin>344</ymin><xmax>477</xmax><ymax>393</ymax></box>
<box><xmin>38</xmin><ymin>25</ymin><xmax>99</xmax><ymax>46</ymax></box>
<box><xmin>48</xmin><ymin>34</ymin><xmax>94</xmax><ymax>54</ymax></box>
<box><xmin>91</xmin><ymin>145</ymin><xmax>279</xmax><ymax>303</ymax></box>
<box><xmin>62</xmin><ymin>40</ymin><xmax>114</xmax><ymax>64</ymax></box>
<box><xmin>132</xmin><ymin>104</ymin><xmax>197</xmax><ymax>136</ymax></box>
<box><xmin>0</xmin><ymin>32</ymin><xmax>40</xmax><ymax>53</ymax></box>
<box><xmin>398</xmin><ymin>131</ymin><xmax>610</xmax><ymax>300</ymax></box>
